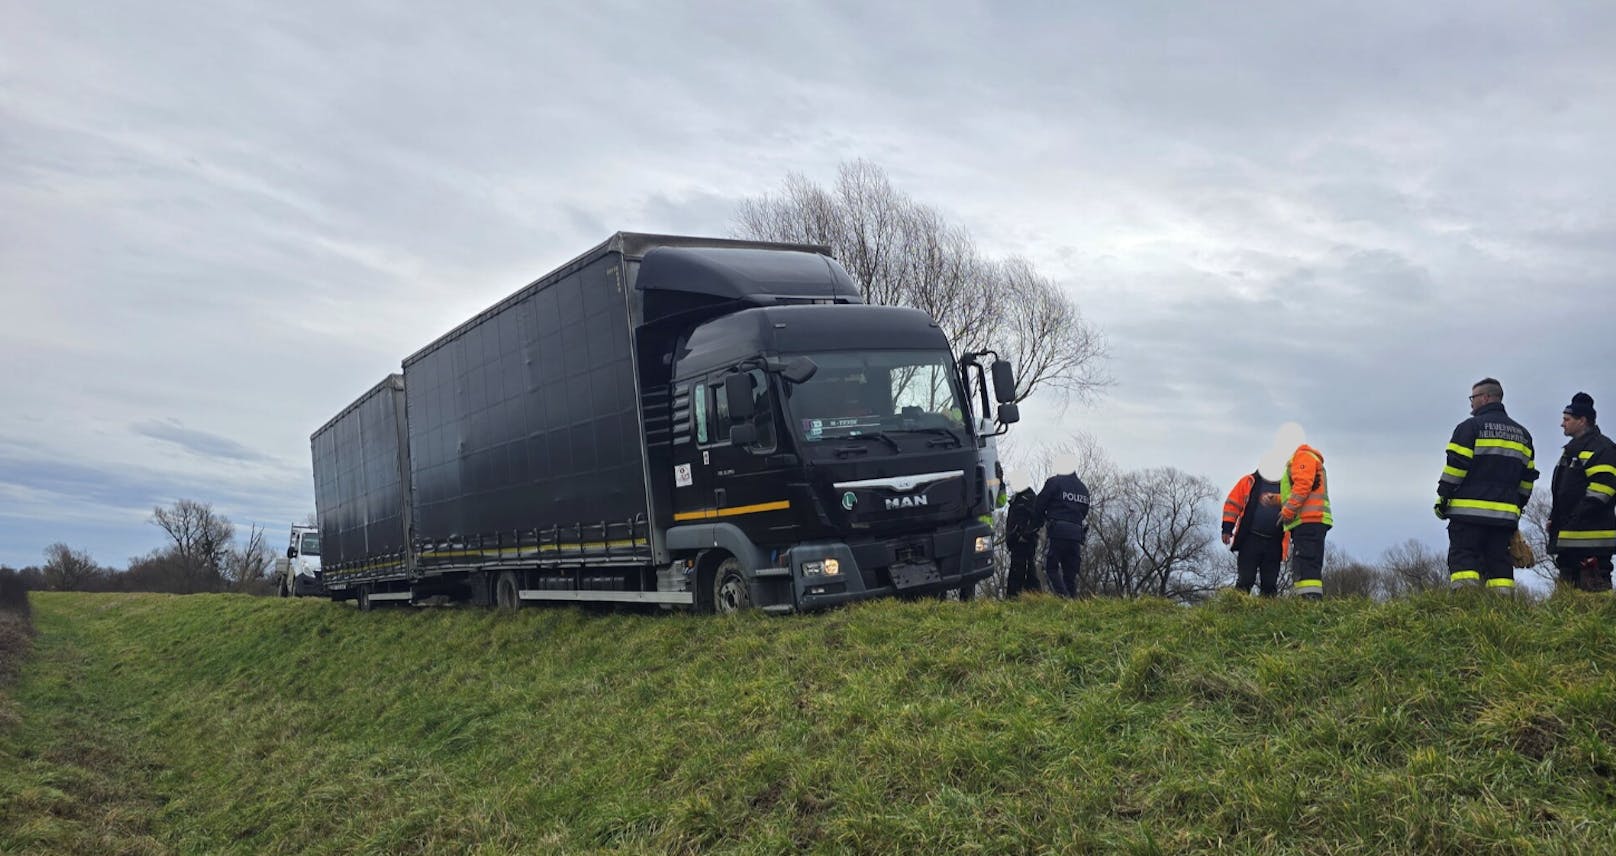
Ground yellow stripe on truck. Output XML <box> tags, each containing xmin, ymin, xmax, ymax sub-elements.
<box><xmin>674</xmin><ymin>500</ymin><xmax>791</xmax><ymax>522</ymax></box>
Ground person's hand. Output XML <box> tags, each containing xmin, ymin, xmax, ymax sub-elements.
<box><xmin>1433</xmin><ymin>500</ymin><xmax>1448</xmax><ymax>521</ymax></box>
<box><xmin>1221</xmin><ymin>532</ymin><xmax>1232</xmax><ymax>546</ymax></box>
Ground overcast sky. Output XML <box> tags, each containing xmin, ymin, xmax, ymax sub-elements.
<box><xmin>3</xmin><ymin>1</ymin><xmax>1612</xmax><ymax>572</ymax></box>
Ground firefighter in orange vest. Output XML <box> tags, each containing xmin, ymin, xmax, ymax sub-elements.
<box><xmin>1222</xmin><ymin>470</ymin><xmax>1288</xmax><ymax>596</ymax></box>
<box><xmin>1280</xmin><ymin>444</ymin><xmax>1332</xmax><ymax>599</ymax></box>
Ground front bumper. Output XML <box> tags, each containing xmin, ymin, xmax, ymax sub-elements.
<box><xmin>292</xmin><ymin>573</ymin><xmax>325</xmax><ymax>597</ymax></box>
<box><xmin>764</xmin><ymin>520</ymin><xmax>994</xmax><ymax>612</ymax></box>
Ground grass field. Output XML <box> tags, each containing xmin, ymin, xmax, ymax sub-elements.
<box><xmin>3</xmin><ymin>591</ymin><xmax>1615</xmax><ymax>854</ymax></box>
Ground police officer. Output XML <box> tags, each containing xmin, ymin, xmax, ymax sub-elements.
<box><xmin>1548</xmin><ymin>392</ymin><xmax>1616</xmax><ymax>591</ymax></box>
<box><xmin>1435</xmin><ymin>377</ymin><xmax>1538</xmax><ymax>594</ymax></box>
<box><xmin>1002</xmin><ymin>476</ymin><xmax>1041</xmax><ymax>597</ymax></box>
<box><xmin>1032</xmin><ymin>456</ymin><xmax>1091</xmax><ymax>598</ymax></box>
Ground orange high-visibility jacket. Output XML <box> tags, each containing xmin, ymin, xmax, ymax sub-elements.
<box><xmin>1222</xmin><ymin>472</ymin><xmax>1291</xmax><ymax>559</ymax></box>
<box><xmin>1279</xmin><ymin>444</ymin><xmax>1333</xmax><ymax>531</ymax></box>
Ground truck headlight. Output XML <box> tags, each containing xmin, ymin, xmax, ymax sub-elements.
<box><xmin>974</xmin><ymin>536</ymin><xmax>992</xmax><ymax>554</ymax></box>
<box><xmin>802</xmin><ymin>558</ymin><xmax>842</xmax><ymax>577</ymax></box>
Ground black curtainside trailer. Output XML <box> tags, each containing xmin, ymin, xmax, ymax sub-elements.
<box><xmin>311</xmin><ymin>375</ymin><xmax>413</xmax><ymax>607</ymax></box>
<box><xmin>312</xmin><ymin>232</ymin><xmax>1021</xmax><ymax>613</ymax></box>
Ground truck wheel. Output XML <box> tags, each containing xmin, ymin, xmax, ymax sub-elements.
<box><xmin>495</xmin><ymin>572</ymin><xmax>520</xmax><ymax>610</ymax></box>
<box><xmin>357</xmin><ymin>586</ymin><xmax>373</xmax><ymax>612</ymax></box>
<box><xmin>958</xmin><ymin>581</ymin><xmax>976</xmax><ymax>601</ymax></box>
<box><xmin>279</xmin><ymin>578</ymin><xmax>290</xmax><ymax>598</ymax></box>
<box><xmin>713</xmin><ymin>558</ymin><xmax>752</xmax><ymax>614</ymax></box>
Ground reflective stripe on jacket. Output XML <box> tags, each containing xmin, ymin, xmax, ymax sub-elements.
<box><xmin>1550</xmin><ymin>427</ymin><xmax>1616</xmax><ymax>551</ymax></box>
<box><xmin>1279</xmin><ymin>445</ymin><xmax>1332</xmax><ymax>531</ymax></box>
<box><xmin>1437</xmin><ymin>402</ymin><xmax>1537</xmax><ymax>527</ymax></box>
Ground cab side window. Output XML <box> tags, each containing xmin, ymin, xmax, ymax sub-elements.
<box><xmin>713</xmin><ymin>381</ymin><xmax>731</xmax><ymax>441</ymax></box>
<box><xmin>746</xmin><ymin>369</ymin><xmax>775</xmax><ymax>450</ymax></box>
<box><xmin>702</xmin><ymin>369</ymin><xmax>775</xmax><ymax>451</ymax></box>
<box><xmin>692</xmin><ymin>382</ymin><xmax>709</xmax><ymax>444</ymax></box>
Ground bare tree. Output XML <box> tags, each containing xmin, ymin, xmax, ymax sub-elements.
<box><xmin>42</xmin><ymin>543</ymin><xmax>101</xmax><ymax>592</ymax></box>
<box><xmin>734</xmin><ymin>160</ymin><xmax>1107</xmax><ymax>404</ymax></box>
<box><xmin>1201</xmin><ymin>549</ymin><xmax>1241</xmax><ymax>598</ymax></box>
<box><xmin>1325</xmin><ymin>544</ymin><xmax>1385</xmax><ymax>599</ymax></box>
<box><xmin>225</xmin><ymin>523</ymin><xmax>274</xmax><ymax>591</ymax></box>
<box><xmin>1084</xmin><ymin>467</ymin><xmax>1220</xmax><ymax>601</ymax></box>
<box><xmin>1379</xmin><ymin>538</ymin><xmax>1449</xmax><ymax>596</ymax></box>
<box><xmin>989</xmin><ymin>257</ymin><xmax>1108</xmax><ymax>405</ymax></box>
<box><xmin>151</xmin><ymin>499</ymin><xmax>234</xmax><ymax>593</ymax></box>
<box><xmin>1518</xmin><ymin>493</ymin><xmax>1561</xmax><ymax>587</ymax></box>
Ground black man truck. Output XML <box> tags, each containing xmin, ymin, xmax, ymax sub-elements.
<box><xmin>312</xmin><ymin>232</ymin><xmax>1020</xmax><ymax>613</ymax></box>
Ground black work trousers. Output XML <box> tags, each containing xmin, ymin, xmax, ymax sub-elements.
<box><xmin>1235</xmin><ymin>534</ymin><xmax>1283</xmax><ymax>597</ymax></box>
<box><xmin>1555</xmin><ymin>549</ymin><xmax>1614</xmax><ymax>592</ymax></box>
<box><xmin>1005</xmin><ymin>548</ymin><xmax>1040</xmax><ymax>597</ymax></box>
<box><xmin>1044</xmin><ymin>538</ymin><xmax>1083</xmax><ymax>598</ymax></box>
<box><xmin>1289</xmin><ymin>523</ymin><xmax>1329</xmax><ymax>595</ymax></box>
<box><xmin>1446</xmin><ymin>520</ymin><xmax>1515</xmax><ymax>588</ymax></box>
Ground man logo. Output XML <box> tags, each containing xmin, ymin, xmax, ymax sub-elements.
<box><xmin>841</xmin><ymin>491</ymin><xmax>857</xmax><ymax>511</ymax></box>
<box><xmin>884</xmin><ymin>495</ymin><xmax>929</xmax><ymax>510</ymax></box>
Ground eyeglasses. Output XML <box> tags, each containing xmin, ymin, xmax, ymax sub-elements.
<box><xmin>1468</xmin><ymin>393</ymin><xmax>1485</xmax><ymax>401</ymax></box>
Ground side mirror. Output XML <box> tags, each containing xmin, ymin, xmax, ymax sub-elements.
<box><xmin>996</xmin><ymin>402</ymin><xmax>1020</xmax><ymax>425</ymax></box>
<box><xmin>781</xmin><ymin>356</ymin><xmax>817</xmax><ymax>384</ymax></box>
<box><xmin>286</xmin><ymin>546</ymin><xmax>297</xmax><ymax>559</ymax></box>
<box><xmin>729</xmin><ymin>424</ymin><xmax>759</xmax><ymax>446</ymax></box>
<box><xmin>991</xmin><ymin>360</ymin><xmax>1018</xmax><ymax>404</ymax></box>
<box><xmin>724</xmin><ymin>373</ymin><xmax>756</xmax><ymax>420</ymax></box>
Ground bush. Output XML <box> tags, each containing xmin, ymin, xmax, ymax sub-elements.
<box><xmin>0</xmin><ymin>568</ymin><xmax>30</xmax><ymax>618</ymax></box>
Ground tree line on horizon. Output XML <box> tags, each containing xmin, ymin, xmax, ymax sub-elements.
<box><xmin>2</xmin><ymin>498</ymin><xmax>276</xmax><ymax>596</ymax></box>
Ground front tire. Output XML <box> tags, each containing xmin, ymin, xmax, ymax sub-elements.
<box><xmin>357</xmin><ymin>586</ymin><xmax>373</xmax><ymax>612</ymax></box>
<box><xmin>713</xmin><ymin>558</ymin><xmax>752</xmax><ymax>614</ymax></box>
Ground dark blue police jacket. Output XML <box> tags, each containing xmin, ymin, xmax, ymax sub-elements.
<box><xmin>1033</xmin><ymin>473</ymin><xmax>1091</xmax><ymax>542</ymax></box>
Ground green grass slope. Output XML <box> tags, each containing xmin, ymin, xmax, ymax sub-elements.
<box><xmin>3</xmin><ymin>591</ymin><xmax>1615</xmax><ymax>854</ymax></box>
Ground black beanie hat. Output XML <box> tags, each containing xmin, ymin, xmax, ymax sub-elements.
<box><xmin>1564</xmin><ymin>392</ymin><xmax>1596</xmax><ymax>421</ymax></box>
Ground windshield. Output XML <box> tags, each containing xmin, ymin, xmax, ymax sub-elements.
<box><xmin>785</xmin><ymin>350</ymin><xmax>968</xmax><ymax>446</ymax></box>
<box><xmin>299</xmin><ymin>533</ymin><xmax>321</xmax><ymax>556</ymax></box>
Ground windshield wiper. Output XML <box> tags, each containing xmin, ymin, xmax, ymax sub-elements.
<box><xmin>834</xmin><ymin>431</ymin><xmax>901</xmax><ymax>454</ymax></box>
<box><xmin>899</xmin><ymin>426</ymin><xmax>964</xmax><ymax>448</ymax></box>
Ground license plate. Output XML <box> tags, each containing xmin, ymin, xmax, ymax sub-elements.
<box><xmin>890</xmin><ymin>560</ymin><xmax>941</xmax><ymax>589</ymax></box>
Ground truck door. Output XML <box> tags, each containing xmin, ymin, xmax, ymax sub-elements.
<box><xmin>670</xmin><ymin>380</ymin><xmax>710</xmax><ymax>523</ymax></box>
<box><xmin>702</xmin><ymin>369</ymin><xmax>795</xmax><ymax>537</ymax></box>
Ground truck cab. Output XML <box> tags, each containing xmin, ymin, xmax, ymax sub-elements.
<box><xmin>666</xmin><ymin>303</ymin><xmax>1019</xmax><ymax>612</ymax></box>
<box><xmin>277</xmin><ymin>524</ymin><xmax>323</xmax><ymax>597</ymax></box>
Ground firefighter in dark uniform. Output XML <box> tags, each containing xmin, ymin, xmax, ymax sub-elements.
<box><xmin>1435</xmin><ymin>377</ymin><xmax>1538</xmax><ymax>593</ymax></box>
<box><xmin>1548</xmin><ymin>392</ymin><xmax>1616</xmax><ymax>592</ymax></box>
<box><xmin>1003</xmin><ymin>483</ymin><xmax>1041</xmax><ymax>597</ymax></box>
<box><xmin>1033</xmin><ymin>469</ymin><xmax>1091</xmax><ymax>598</ymax></box>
